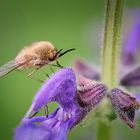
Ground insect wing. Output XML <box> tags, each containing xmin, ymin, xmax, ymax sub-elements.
<box><xmin>0</xmin><ymin>58</ymin><xmax>33</xmax><ymax>78</ymax></box>
<box><xmin>0</xmin><ymin>60</ymin><xmax>20</xmax><ymax>77</ymax></box>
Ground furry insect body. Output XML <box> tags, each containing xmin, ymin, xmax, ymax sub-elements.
<box><xmin>15</xmin><ymin>41</ymin><xmax>57</xmax><ymax>69</ymax></box>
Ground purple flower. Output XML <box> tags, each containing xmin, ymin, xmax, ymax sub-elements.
<box><xmin>25</xmin><ymin>68</ymin><xmax>77</xmax><ymax>117</ymax></box>
<box><xmin>110</xmin><ymin>88</ymin><xmax>139</xmax><ymax>128</ymax></box>
<box><xmin>120</xmin><ymin>66</ymin><xmax>140</xmax><ymax>87</ymax></box>
<box><xmin>119</xmin><ymin>11</ymin><xmax>140</xmax><ymax>86</ymax></box>
<box><xmin>14</xmin><ymin>68</ymin><xmax>107</xmax><ymax>140</ymax></box>
<box><xmin>122</xmin><ymin>17</ymin><xmax>140</xmax><ymax>66</ymax></box>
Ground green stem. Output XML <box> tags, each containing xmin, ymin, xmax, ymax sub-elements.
<box><xmin>97</xmin><ymin>0</ymin><xmax>124</xmax><ymax>140</ymax></box>
<box><xmin>111</xmin><ymin>0</ymin><xmax>124</xmax><ymax>87</ymax></box>
<box><xmin>96</xmin><ymin>120</ymin><xmax>112</xmax><ymax>140</ymax></box>
<box><xmin>101</xmin><ymin>0</ymin><xmax>115</xmax><ymax>88</ymax></box>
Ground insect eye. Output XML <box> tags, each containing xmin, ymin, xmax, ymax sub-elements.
<box><xmin>49</xmin><ymin>52</ymin><xmax>58</xmax><ymax>61</ymax></box>
<box><xmin>49</xmin><ymin>57</ymin><xmax>55</xmax><ymax>61</ymax></box>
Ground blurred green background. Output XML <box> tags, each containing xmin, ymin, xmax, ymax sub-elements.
<box><xmin>0</xmin><ymin>0</ymin><xmax>140</xmax><ymax>140</ymax></box>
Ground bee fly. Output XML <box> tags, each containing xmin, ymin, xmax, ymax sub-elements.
<box><xmin>0</xmin><ymin>41</ymin><xmax>75</xmax><ymax>81</ymax></box>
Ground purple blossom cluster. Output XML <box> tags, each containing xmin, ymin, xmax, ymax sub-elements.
<box><xmin>14</xmin><ymin>10</ymin><xmax>140</xmax><ymax>140</ymax></box>
<box><xmin>14</xmin><ymin>68</ymin><xmax>107</xmax><ymax>140</ymax></box>
<box><xmin>14</xmin><ymin>65</ymin><xmax>140</xmax><ymax>140</ymax></box>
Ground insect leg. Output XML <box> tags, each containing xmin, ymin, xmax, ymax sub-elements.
<box><xmin>28</xmin><ymin>111</ymin><xmax>39</xmax><ymax>119</ymax></box>
<box><xmin>56</xmin><ymin>60</ymin><xmax>63</xmax><ymax>68</ymax></box>
<box><xmin>28</xmin><ymin>106</ymin><xmax>49</xmax><ymax>118</ymax></box>
<box><xmin>28</xmin><ymin>69</ymin><xmax>44</xmax><ymax>83</ymax></box>
<box><xmin>44</xmin><ymin>105</ymin><xmax>49</xmax><ymax>118</ymax></box>
<box><xmin>48</xmin><ymin>63</ymin><xmax>61</xmax><ymax>68</ymax></box>
<box><xmin>49</xmin><ymin>65</ymin><xmax>55</xmax><ymax>73</ymax></box>
<box><xmin>38</xmin><ymin>69</ymin><xmax>50</xmax><ymax>78</ymax></box>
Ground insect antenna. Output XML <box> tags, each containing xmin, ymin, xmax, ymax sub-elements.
<box><xmin>58</xmin><ymin>48</ymin><xmax>75</xmax><ymax>58</ymax></box>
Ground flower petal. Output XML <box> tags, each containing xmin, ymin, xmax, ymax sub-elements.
<box><xmin>74</xmin><ymin>59</ymin><xmax>100</xmax><ymax>80</ymax></box>
<box><xmin>15</xmin><ymin>105</ymin><xmax>88</xmax><ymax>140</ymax></box>
<box><xmin>110</xmin><ymin>88</ymin><xmax>139</xmax><ymax>128</ymax></box>
<box><xmin>134</xmin><ymin>93</ymin><xmax>140</xmax><ymax>102</ymax></box>
<box><xmin>14</xmin><ymin>109</ymin><xmax>69</xmax><ymax>140</ymax></box>
<box><xmin>122</xmin><ymin>18</ymin><xmax>140</xmax><ymax>66</ymax></box>
<box><xmin>120</xmin><ymin>66</ymin><xmax>140</xmax><ymax>87</ymax></box>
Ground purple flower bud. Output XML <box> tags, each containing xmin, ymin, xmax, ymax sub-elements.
<box><xmin>120</xmin><ymin>66</ymin><xmax>140</xmax><ymax>87</ymax></box>
<box><xmin>74</xmin><ymin>59</ymin><xmax>100</xmax><ymax>80</ymax></box>
<box><xmin>110</xmin><ymin>88</ymin><xmax>140</xmax><ymax>128</ymax></box>
<box><xmin>77</xmin><ymin>76</ymin><xmax>107</xmax><ymax>109</ymax></box>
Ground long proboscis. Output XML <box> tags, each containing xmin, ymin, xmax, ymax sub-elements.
<box><xmin>59</xmin><ymin>48</ymin><xmax>75</xmax><ymax>58</ymax></box>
